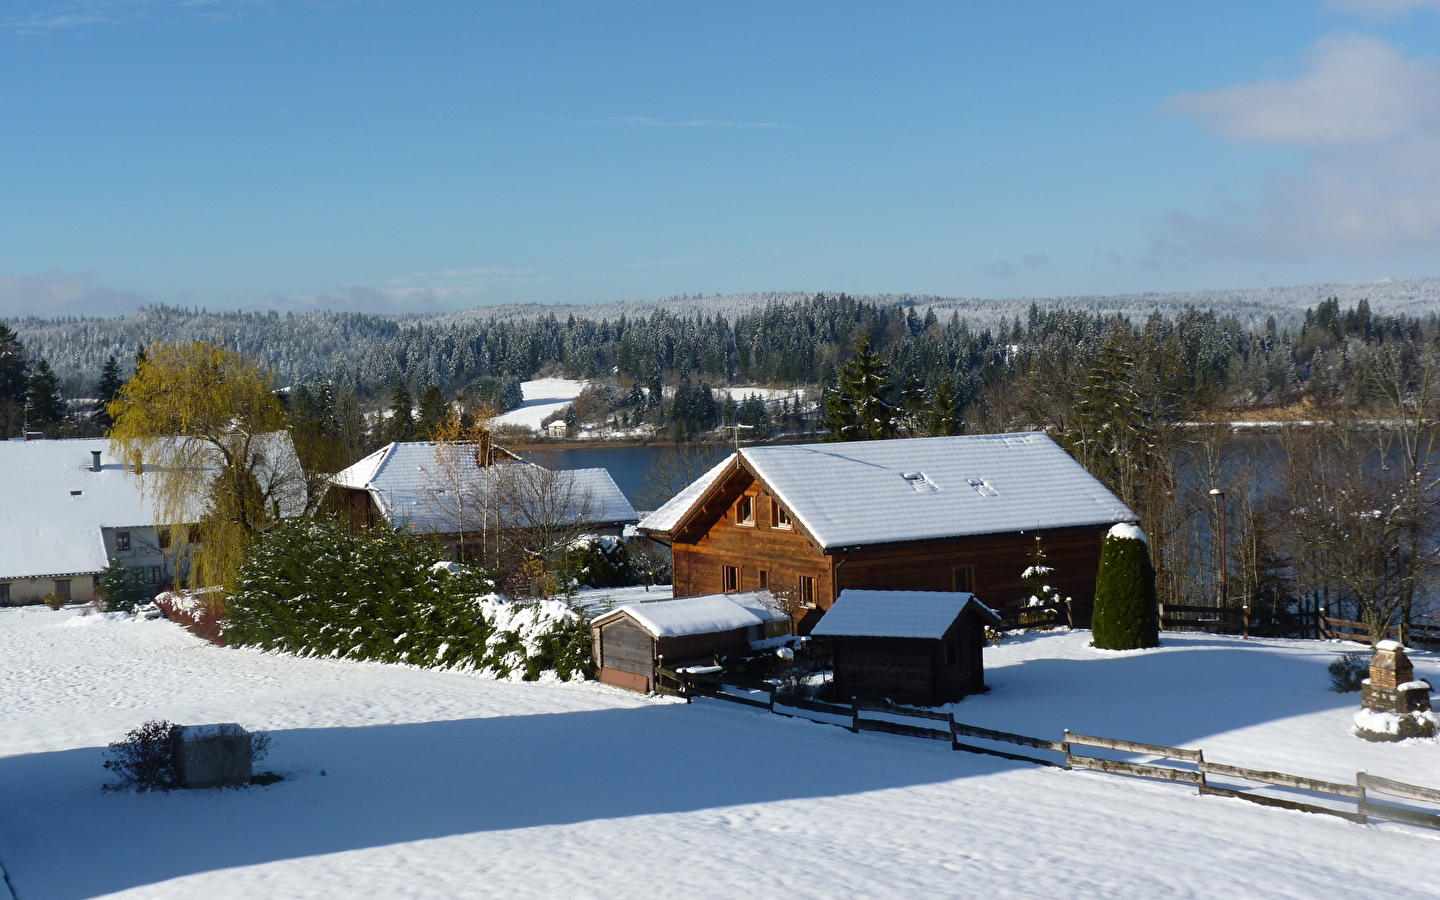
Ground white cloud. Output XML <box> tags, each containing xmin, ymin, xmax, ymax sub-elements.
<box><xmin>1160</xmin><ymin>34</ymin><xmax>1440</xmax><ymax>145</ymax></box>
<box><xmin>0</xmin><ymin>270</ymin><xmax>148</xmax><ymax>317</ymax></box>
<box><xmin>1158</xmin><ymin>34</ymin><xmax>1440</xmax><ymax>260</ymax></box>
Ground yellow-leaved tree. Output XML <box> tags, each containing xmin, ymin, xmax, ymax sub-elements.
<box><xmin>108</xmin><ymin>341</ymin><xmax>304</xmax><ymax>600</ymax></box>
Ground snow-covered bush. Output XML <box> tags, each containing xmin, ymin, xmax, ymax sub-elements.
<box><xmin>42</xmin><ymin>592</ymin><xmax>67</xmax><ymax>611</ymax></box>
<box><xmin>1327</xmin><ymin>651</ymin><xmax>1368</xmax><ymax>692</ymax></box>
<box><xmin>102</xmin><ymin>720</ymin><xmax>179</xmax><ymax>792</ymax></box>
<box><xmin>560</xmin><ymin>535</ymin><xmax>633</xmax><ymax>588</ymax></box>
<box><xmin>226</xmin><ymin>519</ymin><xmax>594</xmax><ymax>681</ymax></box>
<box><xmin>1091</xmin><ymin>523</ymin><xmax>1159</xmax><ymax>650</ymax></box>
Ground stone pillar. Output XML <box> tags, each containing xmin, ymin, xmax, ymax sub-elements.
<box><xmin>1355</xmin><ymin>640</ymin><xmax>1435</xmax><ymax>741</ymax></box>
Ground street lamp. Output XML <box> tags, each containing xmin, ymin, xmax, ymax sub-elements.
<box><xmin>1208</xmin><ymin>488</ymin><xmax>1227</xmax><ymax>610</ymax></box>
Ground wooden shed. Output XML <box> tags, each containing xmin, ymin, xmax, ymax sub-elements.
<box><xmin>810</xmin><ymin>589</ymin><xmax>1002</xmax><ymax>706</ymax></box>
<box><xmin>591</xmin><ymin>591</ymin><xmax>789</xmax><ymax>693</ymax></box>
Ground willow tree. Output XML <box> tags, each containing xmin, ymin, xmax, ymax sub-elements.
<box><xmin>108</xmin><ymin>341</ymin><xmax>302</xmax><ymax>596</ymax></box>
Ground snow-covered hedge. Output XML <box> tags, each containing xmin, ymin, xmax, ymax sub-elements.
<box><xmin>225</xmin><ymin>520</ymin><xmax>594</xmax><ymax>681</ymax></box>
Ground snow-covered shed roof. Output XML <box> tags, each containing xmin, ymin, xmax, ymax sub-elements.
<box><xmin>0</xmin><ymin>434</ymin><xmax>304</xmax><ymax>581</ymax></box>
<box><xmin>593</xmin><ymin>590</ymin><xmax>786</xmax><ymax>638</ymax></box>
<box><xmin>640</xmin><ymin>433</ymin><xmax>1135</xmax><ymax>551</ymax></box>
<box><xmin>330</xmin><ymin>442</ymin><xmax>637</xmax><ymax>532</ymax></box>
<box><xmin>810</xmin><ymin>589</ymin><xmax>1001</xmax><ymax>640</ymax></box>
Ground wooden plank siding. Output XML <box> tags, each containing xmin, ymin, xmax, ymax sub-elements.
<box><xmin>670</xmin><ymin>466</ymin><xmax>1110</xmax><ymax>631</ymax></box>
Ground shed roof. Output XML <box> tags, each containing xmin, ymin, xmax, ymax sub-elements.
<box><xmin>0</xmin><ymin>434</ymin><xmax>304</xmax><ymax>581</ymax></box>
<box><xmin>330</xmin><ymin>441</ymin><xmax>637</xmax><ymax>531</ymax></box>
<box><xmin>640</xmin><ymin>433</ymin><xmax>1134</xmax><ymax>551</ymax></box>
<box><xmin>594</xmin><ymin>590</ymin><xmax>785</xmax><ymax>638</ymax></box>
<box><xmin>809</xmin><ymin>589</ymin><xmax>1001</xmax><ymax>640</ymax></box>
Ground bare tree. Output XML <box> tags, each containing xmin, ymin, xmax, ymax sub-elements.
<box><xmin>419</xmin><ymin>408</ymin><xmax>506</xmax><ymax>563</ymax></box>
<box><xmin>492</xmin><ymin>461</ymin><xmax>596</xmax><ymax>596</ymax></box>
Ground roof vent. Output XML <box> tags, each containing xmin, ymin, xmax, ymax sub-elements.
<box><xmin>91</xmin><ymin>450</ymin><xmax>102</xmax><ymax>472</ymax></box>
<box><xmin>70</xmin><ymin>490</ymin><xmax>83</xmax><ymax>498</ymax></box>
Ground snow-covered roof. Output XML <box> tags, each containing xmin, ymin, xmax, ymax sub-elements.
<box><xmin>594</xmin><ymin>590</ymin><xmax>785</xmax><ymax>638</ymax></box>
<box><xmin>638</xmin><ymin>453</ymin><xmax>735</xmax><ymax>533</ymax></box>
<box><xmin>331</xmin><ymin>442</ymin><xmax>637</xmax><ymax>531</ymax></box>
<box><xmin>810</xmin><ymin>589</ymin><xmax>1000</xmax><ymax>640</ymax></box>
<box><xmin>0</xmin><ymin>434</ymin><xmax>304</xmax><ymax>581</ymax></box>
<box><xmin>640</xmin><ymin>433</ymin><xmax>1134</xmax><ymax>551</ymax></box>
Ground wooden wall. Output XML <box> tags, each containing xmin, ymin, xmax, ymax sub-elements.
<box><xmin>670</xmin><ymin>461</ymin><xmax>1112</xmax><ymax>627</ymax></box>
<box><xmin>827</xmin><ymin>613</ymin><xmax>988</xmax><ymax>706</ymax></box>
<box><xmin>836</xmin><ymin>525</ymin><xmax>1109</xmax><ymax>614</ymax></box>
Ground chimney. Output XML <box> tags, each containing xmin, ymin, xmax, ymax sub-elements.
<box><xmin>91</xmin><ymin>450</ymin><xmax>102</xmax><ymax>472</ymax></box>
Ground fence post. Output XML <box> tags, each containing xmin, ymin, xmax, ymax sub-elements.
<box><xmin>1242</xmin><ymin>605</ymin><xmax>1250</xmax><ymax>640</ymax></box>
<box><xmin>1061</xmin><ymin>729</ymin><xmax>1073</xmax><ymax>770</ymax></box>
<box><xmin>767</xmin><ymin>684</ymin><xmax>776</xmax><ymax>713</ymax></box>
<box><xmin>1355</xmin><ymin>772</ymin><xmax>1368</xmax><ymax>825</ymax></box>
<box><xmin>1065</xmin><ymin>597</ymin><xmax>1074</xmax><ymax>630</ymax></box>
<box><xmin>1195</xmin><ymin>748</ymin><xmax>1207</xmax><ymax>794</ymax></box>
<box><xmin>1158</xmin><ymin>601</ymin><xmax>1165</xmax><ymax>634</ymax></box>
<box><xmin>1318</xmin><ymin>606</ymin><xmax>1327</xmax><ymax>639</ymax></box>
<box><xmin>851</xmin><ymin>700</ymin><xmax>861</xmax><ymax>733</ymax></box>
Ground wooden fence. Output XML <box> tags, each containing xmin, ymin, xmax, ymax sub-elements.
<box><xmin>666</xmin><ymin>668</ymin><xmax>1440</xmax><ymax>832</ymax></box>
<box><xmin>1319</xmin><ymin>616</ymin><xmax>1440</xmax><ymax>650</ymax></box>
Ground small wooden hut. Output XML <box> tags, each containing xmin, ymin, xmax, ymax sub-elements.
<box><xmin>811</xmin><ymin>589</ymin><xmax>1001</xmax><ymax>706</ymax></box>
<box><xmin>591</xmin><ymin>591</ymin><xmax>788</xmax><ymax>693</ymax></box>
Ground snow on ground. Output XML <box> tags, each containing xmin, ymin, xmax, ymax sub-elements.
<box><xmin>491</xmin><ymin>378</ymin><xmax>587</xmax><ymax>431</ymax></box>
<box><xmin>1</xmin><ymin>608</ymin><xmax>1438</xmax><ymax>900</ymax></box>
<box><xmin>710</xmin><ymin>386</ymin><xmax>805</xmax><ymax>403</ymax></box>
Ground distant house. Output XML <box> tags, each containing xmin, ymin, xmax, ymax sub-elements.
<box><xmin>325</xmin><ymin>441</ymin><xmax>638</xmax><ymax>545</ymax></box>
<box><xmin>546</xmin><ymin>420</ymin><xmax>569</xmax><ymax>438</ymax></box>
<box><xmin>0</xmin><ymin>435</ymin><xmax>305</xmax><ymax>606</ymax></box>
<box><xmin>811</xmin><ymin>589</ymin><xmax>1001</xmax><ymax>706</ymax></box>
<box><xmin>590</xmin><ymin>590</ymin><xmax>789</xmax><ymax>692</ymax></box>
<box><xmin>638</xmin><ymin>433</ymin><xmax>1135</xmax><ymax>631</ymax></box>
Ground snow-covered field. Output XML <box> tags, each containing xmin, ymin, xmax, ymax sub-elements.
<box><xmin>2</xmin><ymin>607</ymin><xmax>1437</xmax><ymax>900</ymax></box>
<box><xmin>490</xmin><ymin>378</ymin><xmax>586</xmax><ymax>431</ymax></box>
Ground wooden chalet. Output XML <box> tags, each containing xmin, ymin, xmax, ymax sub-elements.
<box><xmin>638</xmin><ymin>433</ymin><xmax>1135</xmax><ymax>632</ymax></box>
<box><xmin>811</xmin><ymin>589</ymin><xmax>1001</xmax><ymax>705</ymax></box>
<box><xmin>590</xmin><ymin>591</ymin><xmax>789</xmax><ymax>693</ymax></box>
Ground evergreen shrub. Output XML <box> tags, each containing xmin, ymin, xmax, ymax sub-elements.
<box><xmin>97</xmin><ymin>558</ymin><xmax>149</xmax><ymax>612</ymax></box>
<box><xmin>1091</xmin><ymin>525</ymin><xmax>1159</xmax><ymax>650</ymax></box>
<box><xmin>1328</xmin><ymin>651</ymin><xmax>1368</xmax><ymax>692</ymax></box>
<box><xmin>560</xmin><ymin>536</ymin><xmax>633</xmax><ymax>588</ymax></box>
<box><xmin>225</xmin><ymin>519</ymin><xmax>594</xmax><ymax>680</ymax></box>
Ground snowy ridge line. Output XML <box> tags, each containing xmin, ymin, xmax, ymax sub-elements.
<box><xmin>676</xmin><ymin>670</ymin><xmax>1440</xmax><ymax>831</ymax></box>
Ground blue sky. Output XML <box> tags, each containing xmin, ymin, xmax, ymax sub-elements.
<box><xmin>2</xmin><ymin>0</ymin><xmax>1439</xmax><ymax>316</ymax></box>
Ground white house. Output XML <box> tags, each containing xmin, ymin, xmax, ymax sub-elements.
<box><xmin>0</xmin><ymin>435</ymin><xmax>305</xmax><ymax>606</ymax></box>
<box><xmin>325</xmin><ymin>441</ymin><xmax>638</xmax><ymax>539</ymax></box>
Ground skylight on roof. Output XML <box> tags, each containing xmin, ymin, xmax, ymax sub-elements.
<box><xmin>901</xmin><ymin>472</ymin><xmax>938</xmax><ymax>493</ymax></box>
<box><xmin>966</xmin><ymin>478</ymin><xmax>998</xmax><ymax>497</ymax></box>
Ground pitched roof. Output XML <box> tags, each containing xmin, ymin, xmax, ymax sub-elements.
<box><xmin>0</xmin><ymin>434</ymin><xmax>304</xmax><ymax>581</ymax></box>
<box><xmin>809</xmin><ymin>589</ymin><xmax>1001</xmax><ymax>640</ymax></box>
<box><xmin>330</xmin><ymin>442</ymin><xmax>637</xmax><ymax>532</ymax></box>
<box><xmin>640</xmin><ymin>433</ymin><xmax>1134</xmax><ymax>551</ymax></box>
<box><xmin>593</xmin><ymin>589</ymin><xmax>785</xmax><ymax>638</ymax></box>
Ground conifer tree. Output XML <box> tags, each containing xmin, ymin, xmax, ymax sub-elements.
<box><xmin>1091</xmin><ymin>525</ymin><xmax>1159</xmax><ymax>650</ymax></box>
<box><xmin>822</xmin><ymin>335</ymin><xmax>896</xmax><ymax>442</ymax></box>
<box><xmin>927</xmin><ymin>376</ymin><xmax>963</xmax><ymax>436</ymax></box>
<box><xmin>1064</xmin><ymin>336</ymin><xmax>1156</xmax><ymax>505</ymax></box>
<box><xmin>0</xmin><ymin>324</ymin><xmax>29</xmax><ymax>439</ymax></box>
<box><xmin>416</xmin><ymin>383</ymin><xmax>449</xmax><ymax>439</ymax></box>
<box><xmin>384</xmin><ymin>381</ymin><xmax>417</xmax><ymax>443</ymax></box>
<box><xmin>94</xmin><ymin>355</ymin><xmax>125</xmax><ymax>430</ymax></box>
<box><xmin>25</xmin><ymin>359</ymin><xmax>65</xmax><ymax>431</ymax></box>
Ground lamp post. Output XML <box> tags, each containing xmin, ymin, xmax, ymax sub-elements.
<box><xmin>1209</xmin><ymin>488</ymin><xmax>1227</xmax><ymax>609</ymax></box>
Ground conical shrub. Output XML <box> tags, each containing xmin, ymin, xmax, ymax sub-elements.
<box><xmin>1091</xmin><ymin>524</ymin><xmax>1159</xmax><ymax>650</ymax></box>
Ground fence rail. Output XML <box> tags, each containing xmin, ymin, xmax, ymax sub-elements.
<box><xmin>670</xmin><ymin>669</ymin><xmax>1440</xmax><ymax>833</ymax></box>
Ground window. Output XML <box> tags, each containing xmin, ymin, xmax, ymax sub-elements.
<box><xmin>54</xmin><ymin>580</ymin><xmax>71</xmax><ymax>599</ymax></box>
<box><xmin>736</xmin><ymin>496</ymin><xmax>754</xmax><ymax>525</ymax></box>
<box><xmin>0</xmin><ymin>583</ymin><xmax>9</xmax><ymax>605</ymax></box>
<box><xmin>952</xmin><ymin>567</ymin><xmax>974</xmax><ymax>593</ymax></box>
<box><xmin>146</xmin><ymin>566</ymin><xmax>163</xmax><ymax>584</ymax></box>
<box><xmin>158</xmin><ymin>528</ymin><xmax>171</xmax><ymax>549</ymax></box>
<box><xmin>771</xmin><ymin>499</ymin><xmax>792</xmax><ymax>529</ymax></box>
<box><xmin>758</xmin><ymin>569</ymin><xmax>769</xmax><ymax>589</ymax></box>
<box><xmin>187</xmin><ymin>525</ymin><xmax>203</xmax><ymax>545</ymax></box>
<box><xmin>115</xmin><ymin>531</ymin><xmax>130</xmax><ymax>551</ymax></box>
<box><xmin>722</xmin><ymin>565</ymin><xmax>739</xmax><ymax>592</ymax></box>
<box><xmin>798</xmin><ymin>575</ymin><xmax>815</xmax><ymax>607</ymax></box>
